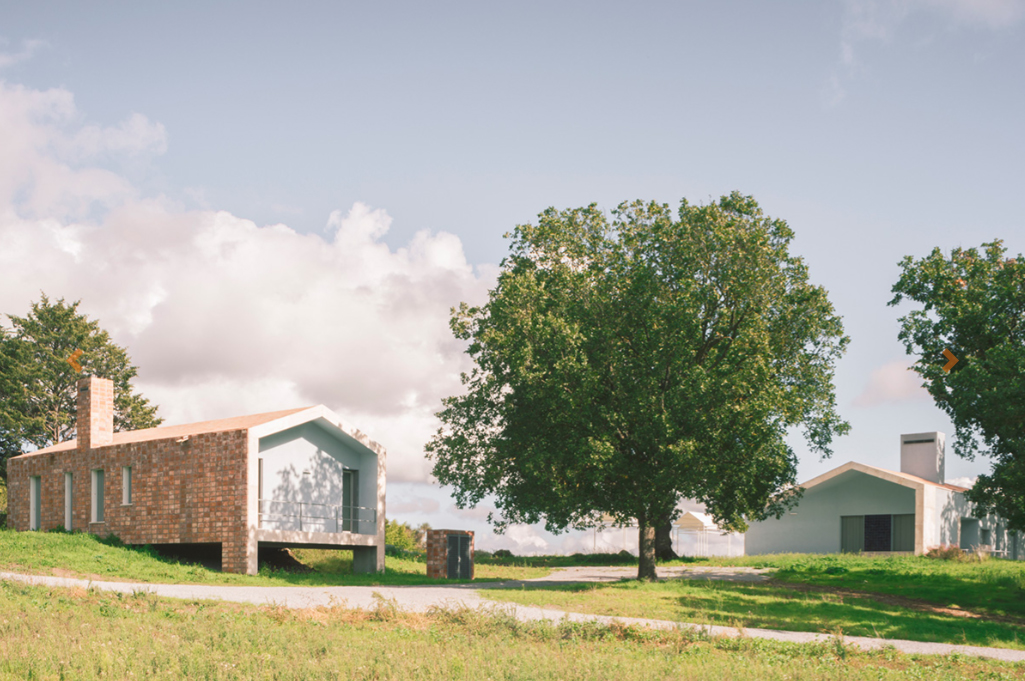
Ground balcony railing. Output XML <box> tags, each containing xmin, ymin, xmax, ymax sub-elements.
<box><xmin>258</xmin><ymin>499</ymin><xmax>377</xmax><ymax>535</ymax></box>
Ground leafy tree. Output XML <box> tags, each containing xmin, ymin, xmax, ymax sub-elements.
<box><xmin>0</xmin><ymin>294</ymin><xmax>162</xmax><ymax>478</ymax></box>
<box><xmin>427</xmin><ymin>193</ymin><xmax>849</xmax><ymax>579</ymax></box>
<box><xmin>890</xmin><ymin>241</ymin><xmax>1025</xmax><ymax>532</ymax></box>
<box><xmin>384</xmin><ymin>519</ymin><xmax>421</xmax><ymax>552</ymax></box>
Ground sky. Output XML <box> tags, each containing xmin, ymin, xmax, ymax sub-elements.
<box><xmin>1</xmin><ymin>1</ymin><xmax>1023</xmax><ymax>555</ymax></box>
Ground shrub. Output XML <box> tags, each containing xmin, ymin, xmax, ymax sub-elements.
<box><xmin>926</xmin><ymin>544</ymin><xmax>961</xmax><ymax>561</ymax></box>
<box><xmin>384</xmin><ymin>519</ymin><xmax>420</xmax><ymax>552</ymax></box>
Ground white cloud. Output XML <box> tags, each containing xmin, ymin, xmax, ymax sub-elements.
<box><xmin>0</xmin><ymin>39</ymin><xmax>46</xmax><ymax>70</ymax></box>
<box><xmin>826</xmin><ymin>0</ymin><xmax>1024</xmax><ymax>107</ymax></box>
<box><xmin>919</xmin><ymin>0</ymin><xmax>1025</xmax><ymax>27</ymax></box>
<box><xmin>67</xmin><ymin>112</ymin><xmax>169</xmax><ymax>159</ymax></box>
<box><xmin>0</xmin><ymin>81</ymin><xmax>497</xmax><ymax>484</ymax></box>
<box><xmin>388</xmin><ymin>496</ymin><xmax>441</xmax><ymax>515</ymax></box>
<box><xmin>853</xmin><ymin>360</ymin><xmax>932</xmax><ymax>407</ymax></box>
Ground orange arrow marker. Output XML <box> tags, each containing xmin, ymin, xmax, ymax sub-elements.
<box><xmin>942</xmin><ymin>348</ymin><xmax>958</xmax><ymax>373</ymax></box>
<box><xmin>67</xmin><ymin>349</ymin><xmax>83</xmax><ymax>372</ymax></box>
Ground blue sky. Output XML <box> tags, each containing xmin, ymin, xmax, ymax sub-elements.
<box><xmin>1</xmin><ymin>1</ymin><xmax>1022</xmax><ymax>553</ymax></box>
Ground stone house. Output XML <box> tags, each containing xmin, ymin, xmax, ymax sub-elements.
<box><xmin>5</xmin><ymin>376</ymin><xmax>386</xmax><ymax>574</ymax></box>
<box><xmin>746</xmin><ymin>432</ymin><xmax>1022</xmax><ymax>559</ymax></box>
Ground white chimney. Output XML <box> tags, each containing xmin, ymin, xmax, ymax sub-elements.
<box><xmin>900</xmin><ymin>432</ymin><xmax>945</xmax><ymax>484</ymax></box>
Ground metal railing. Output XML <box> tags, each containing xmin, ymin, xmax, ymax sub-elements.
<box><xmin>258</xmin><ymin>499</ymin><xmax>377</xmax><ymax>535</ymax></box>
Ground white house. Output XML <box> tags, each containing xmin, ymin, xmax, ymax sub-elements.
<box><xmin>745</xmin><ymin>432</ymin><xmax>1022</xmax><ymax>559</ymax></box>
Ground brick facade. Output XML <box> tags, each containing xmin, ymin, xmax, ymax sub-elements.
<box><xmin>7</xmin><ymin>427</ymin><xmax>252</xmax><ymax>573</ymax></box>
<box><xmin>7</xmin><ymin>377</ymin><xmax>388</xmax><ymax>576</ymax></box>
<box><xmin>6</xmin><ymin>376</ymin><xmax>255</xmax><ymax>573</ymax></box>
<box><xmin>426</xmin><ymin>529</ymin><xmax>474</xmax><ymax>579</ymax></box>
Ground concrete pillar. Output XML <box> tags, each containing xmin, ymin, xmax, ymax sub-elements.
<box><xmin>353</xmin><ymin>544</ymin><xmax>384</xmax><ymax>573</ymax></box>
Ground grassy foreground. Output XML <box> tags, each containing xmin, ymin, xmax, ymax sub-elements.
<box><xmin>665</xmin><ymin>553</ymin><xmax>1025</xmax><ymax>620</ymax></box>
<box><xmin>2</xmin><ymin>581</ymin><xmax>1023</xmax><ymax>681</ymax></box>
<box><xmin>0</xmin><ymin>528</ymin><xmax>549</xmax><ymax>585</ymax></box>
<box><xmin>483</xmin><ymin>578</ymin><xmax>1025</xmax><ymax>651</ymax></box>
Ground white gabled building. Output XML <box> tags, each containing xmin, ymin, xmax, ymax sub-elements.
<box><xmin>745</xmin><ymin>432</ymin><xmax>1023</xmax><ymax>559</ymax></box>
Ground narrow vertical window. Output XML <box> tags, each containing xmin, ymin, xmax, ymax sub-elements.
<box><xmin>64</xmin><ymin>472</ymin><xmax>73</xmax><ymax>531</ymax></box>
<box><xmin>122</xmin><ymin>466</ymin><xmax>132</xmax><ymax>505</ymax></box>
<box><xmin>91</xmin><ymin>469</ymin><xmax>105</xmax><ymax>523</ymax></box>
<box><xmin>29</xmin><ymin>476</ymin><xmax>41</xmax><ymax>531</ymax></box>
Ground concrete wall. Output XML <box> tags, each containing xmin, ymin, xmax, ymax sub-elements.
<box><xmin>7</xmin><ymin>430</ymin><xmax>251</xmax><ymax>573</ymax></box>
<box><xmin>746</xmin><ymin>470</ymin><xmax>915</xmax><ymax>555</ymax></box>
<box><xmin>257</xmin><ymin>422</ymin><xmax>377</xmax><ymax>534</ymax></box>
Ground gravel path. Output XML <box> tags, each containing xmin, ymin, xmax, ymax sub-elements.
<box><xmin>3</xmin><ymin>568</ymin><xmax>1023</xmax><ymax>663</ymax></box>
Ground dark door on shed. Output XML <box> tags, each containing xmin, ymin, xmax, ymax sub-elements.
<box><xmin>841</xmin><ymin>516</ymin><xmax>864</xmax><ymax>553</ymax></box>
<box><xmin>447</xmin><ymin>534</ymin><xmax>471</xmax><ymax>579</ymax></box>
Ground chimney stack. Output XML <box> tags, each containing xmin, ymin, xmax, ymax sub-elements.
<box><xmin>77</xmin><ymin>375</ymin><xmax>114</xmax><ymax>450</ymax></box>
<box><xmin>900</xmin><ymin>432</ymin><xmax>945</xmax><ymax>484</ymax></box>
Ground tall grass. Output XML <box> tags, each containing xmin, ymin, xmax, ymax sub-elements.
<box><xmin>2</xmin><ymin>580</ymin><xmax>1022</xmax><ymax>680</ymax></box>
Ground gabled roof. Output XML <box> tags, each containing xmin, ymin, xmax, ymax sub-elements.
<box><xmin>15</xmin><ymin>407</ymin><xmax>311</xmax><ymax>458</ymax></box>
<box><xmin>801</xmin><ymin>461</ymin><xmax>969</xmax><ymax>493</ymax></box>
<box><xmin>675</xmin><ymin>511</ymin><xmax>717</xmax><ymax>530</ymax></box>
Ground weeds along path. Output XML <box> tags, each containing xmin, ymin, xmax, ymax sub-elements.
<box><xmin>3</xmin><ymin>568</ymin><xmax>1024</xmax><ymax>663</ymax></box>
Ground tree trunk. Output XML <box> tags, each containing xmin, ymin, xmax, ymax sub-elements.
<box><xmin>637</xmin><ymin>517</ymin><xmax>657</xmax><ymax>581</ymax></box>
<box><xmin>655</xmin><ymin>515</ymin><xmax>678</xmax><ymax>561</ymax></box>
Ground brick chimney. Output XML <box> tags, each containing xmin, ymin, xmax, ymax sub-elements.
<box><xmin>77</xmin><ymin>375</ymin><xmax>114</xmax><ymax>450</ymax></box>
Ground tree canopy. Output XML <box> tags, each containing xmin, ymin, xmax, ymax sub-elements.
<box><xmin>890</xmin><ymin>240</ymin><xmax>1025</xmax><ymax>532</ymax></box>
<box><xmin>0</xmin><ymin>294</ymin><xmax>162</xmax><ymax>479</ymax></box>
<box><xmin>427</xmin><ymin>193</ymin><xmax>849</xmax><ymax>579</ymax></box>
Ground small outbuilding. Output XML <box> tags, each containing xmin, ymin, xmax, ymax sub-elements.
<box><xmin>745</xmin><ymin>432</ymin><xmax>1022</xmax><ymax>559</ymax></box>
<box><xmin>6</xmin><ymin>375</ymin><xmax>387</xmax><ymax>574</ymax></box>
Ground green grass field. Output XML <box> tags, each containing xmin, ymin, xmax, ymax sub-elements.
<box><xmin>663</xmin><ymin>553</ymin><xmax>1025</xmax><ymax>620</ymax></box>
<box><xmin>483</xmin><ymin>578</ymin><xmax>1025</xmax><ymax>651</ymax></box>
<box><xmin>0</xmin><ymin>528</ymin><xmax>549</xmax><ymax>585</ymax></box>
<box><xmin>2</xmin><ymin>579</ymin><xmax>1023</xmax><ymax>681</ymax></box>
<box><xmin>479</xmin><ymin>552</ymin><xmax>1025</xmax><ymax>650</ymax></box>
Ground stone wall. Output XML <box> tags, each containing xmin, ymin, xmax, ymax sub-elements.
<box><xmin>426</xmin><ymin>528</ymin><xmax>474</xmax><ymax>579</ymax></box>
<box><xmin>6</xmin><ymin>430</ymin><xmax>252</xmax><ymax>573</ymax></box>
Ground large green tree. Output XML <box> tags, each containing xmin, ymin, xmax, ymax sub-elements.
<box><xmin>0</xmin><ymin>294</ymin><xmax>162</xmax><ymax>479</ymax></box>
<box><xmin>890</xmin><ymin>240</ymin><xmax>1025</xmax><ymax>532</ymax></box>
<box><xmin>427</xmin><ymin>193</ymin><xmax>849</xmax><ymax>579</ymax></box>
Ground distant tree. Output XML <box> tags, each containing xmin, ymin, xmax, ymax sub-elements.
<box><xmin>0</xmin><ymin>294</ymin><xmax>162</xmax><ymax>478</ymax></box>
<box><xmin>385</xmin><ymin>519</ymin><xmax>421</xmax><ymax>552</ymax></box>
<box><xmin>890</xmin><ymin>241</ymin><xmax>1025</xmax><ymax>532</ymax></box>
<box><xmin>414</xmin><ymin>522</ymin><xmax>432</xmax><ymax>549</ymax></box>
<box><xmin>427</xmin><ymin>193</ymin><xmax>850</xmax><ymax>579</ymax></box>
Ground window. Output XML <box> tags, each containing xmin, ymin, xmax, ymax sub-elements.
<box><xmin>64</xmin><ymin>472</ymin><xmax>73</xmax><ymax>531</ymax></box>
<box><xmin>29</xmin><ymin>476</ymin><xmax>41</xmax><ymax>531</ymax></box>
<box><xmin>91</xmin><ymin>469</ymin><xmax>105</xmax><ymax>523</ymax></box>
<box><xmin>122</xmin><ymin>466</ymin><xmax>132</xmax><ymax>505</ymax></box>
<box><xmin>981</xmin><ymin>528</ymin><xmax>992</xmax><ymax>546</ymax></box>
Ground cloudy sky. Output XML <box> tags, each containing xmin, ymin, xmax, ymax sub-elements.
<box><xmin>1</xmin><ymin>1</ymin><xmax>1022</xmax><ymax>554</ymax></box>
